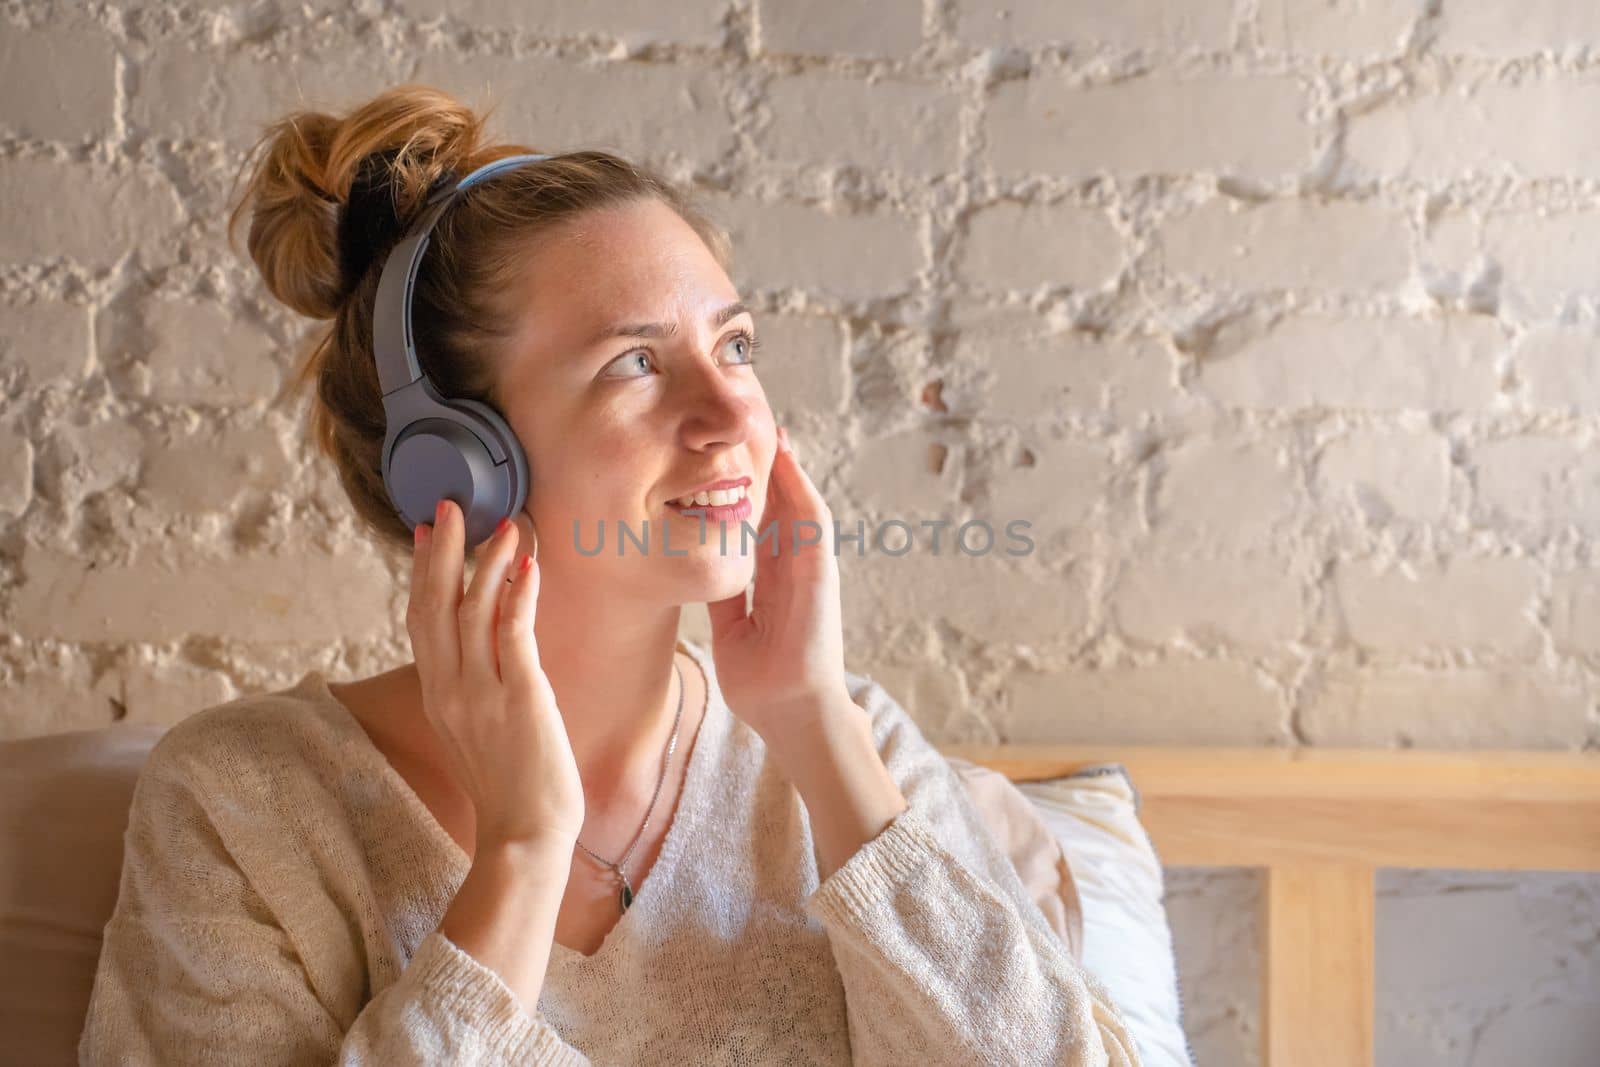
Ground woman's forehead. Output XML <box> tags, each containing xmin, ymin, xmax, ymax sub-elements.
<box><xmin>540</xmin><ymin>197</ymin><xmax>710</xmax><ymax>270</ymax></box>
<box><xmin>517</xmin><ymin>211</ymin><xmax>736</xmax><ymax>342</ymax></box>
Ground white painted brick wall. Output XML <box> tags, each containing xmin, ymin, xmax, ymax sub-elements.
<box><xmin>759</xmin><ymin>70</ymin><xmax>962</xmax><ymax>174</ymax></box>
<box><xmin>2</xmin><ymin>2</ymin><xmax>1597</xmax><ymax>1063</ymax></box>
<box><xmin>755</xmin><ymin>0</ymin><xmax>922</xmax><ymax>59</ymax></box>
<box><xmin>959</xmin><ymin>202</ymin><xmax>1123</xmax><ymax>292</ymax></box>
<box><xmin>1259</xmin><ymin>0</ymin><xmax>1423</xmax><ymax>56</ymax></box>
<box><xmin>1155</xmin><ymin>198</ymin><xmax>1411</xmax><ymax>293</ymax></box>
<box><xmin>954</xmin><ymin>0</ymin><xmax>1234</xmax><ymax>52</ymax></box>
<box><xmin>987</xmin><ymin>73</ymin><xmax>1316</xmax><ymax>178</ymax></box>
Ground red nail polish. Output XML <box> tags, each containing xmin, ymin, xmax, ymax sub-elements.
<box><xmin>435</xmin><ymin>499</ymin><xmax>447</xmax><ymax>522</ymax></box>
<box><xmin>495</xmin><ymin>517</ymin><xmax>511</xmax><ymax>538</ymax></box>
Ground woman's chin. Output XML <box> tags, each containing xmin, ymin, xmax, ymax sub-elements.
<box><xmin>669</xmin><ymin>552</ymin><xmax>756</xmax><ymax>601</ymax></box>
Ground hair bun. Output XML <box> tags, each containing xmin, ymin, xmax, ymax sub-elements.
<box><xmin>336</xmin><ymin>149</ymin><xmax>405</xmax><ymax>297</ymax></box>
<box><xmin>336</xmin><ymin>149</ymin><xmax>456</xmax><ymax>299</ymax></box>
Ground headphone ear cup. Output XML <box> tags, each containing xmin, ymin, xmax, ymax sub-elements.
<box><xmin>380</xmin><ymin>415</ymin><xmax>524</xmax><ymax>550</ymax></box>
<box><xmin>383</xmin><ymin>405</ymin><xmax>529</xmax><ymax>549</ymax></box>
<box><xmin>384</xmin><ymin>419</ymin><xmax>497</xmax><ymax>547</ymax></box>
<box><xmin>451</xmin><ymin>395</ymin><xmax>530</xmax><ymax>518</ymax></box>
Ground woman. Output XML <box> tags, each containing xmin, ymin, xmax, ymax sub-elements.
<box><xmin>79</xmin><ymin>84</ymin><xmax>1140</xmax><ymax>1065</ymax></box>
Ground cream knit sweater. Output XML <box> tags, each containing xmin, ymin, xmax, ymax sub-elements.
<box><xmin>80</xmin><ymin>637</ymin><xmax>1141</xmax><ymax>1065</ymax></box>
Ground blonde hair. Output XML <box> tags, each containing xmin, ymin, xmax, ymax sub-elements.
<box><xmin>227</xmin><ymin>83</ymin><xmax>732</xmax><ymax>555</ymax></box>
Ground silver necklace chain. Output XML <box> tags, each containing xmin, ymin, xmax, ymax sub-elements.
<box><xmin>574</xmin><ymin>659</ymin><xmax>684</xmax><ymax>913</ymax></box>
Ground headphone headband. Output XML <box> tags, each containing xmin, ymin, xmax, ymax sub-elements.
<box><xmin>371</xmin><ymin>153</ymin><xmax>553</xmax><ymax>397</ymax></box>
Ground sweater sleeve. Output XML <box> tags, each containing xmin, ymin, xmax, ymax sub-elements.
<box><xmin>801</xmin><ymin>676</ymin><xmax>1143</xmax><ymax>1067</ymax></box>
<box><xmin>78</xmin><ymin>736</ymin><xmax>590</xmax><ymax>1067</ymax></box>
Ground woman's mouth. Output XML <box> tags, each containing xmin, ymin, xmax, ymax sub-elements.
<box><xmin>665</xmin><ymin>483</ymin><xmax>754</xmax><ymax>522</ymax></box>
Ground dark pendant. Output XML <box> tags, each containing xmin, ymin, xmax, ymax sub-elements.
<box><xmin>620</xmin><ymin>882</ymin><xmax>634</xmax><ymax>911</ymax></box>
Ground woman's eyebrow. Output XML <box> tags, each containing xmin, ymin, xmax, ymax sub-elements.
<box><xmin>587</xmin><ymin>301</ymin><xmax>751</xmax><ymax>346</ymax></box>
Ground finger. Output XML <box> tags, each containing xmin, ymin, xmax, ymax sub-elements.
<box><xmin>750</xmin><ymin>440</ymin><xmax>836</xmax><ymax>615</ymax></box>
<box><xmin>711</xmin><ymin>442</ymin><xmax>786</xmax><ymax>637</ymax></box>
<box><xmin>776</xmin><ymin>433</ymin><xmax>830</xmax><ymax>524</ymax></box>
<box><xmin>746</xmin><ymin>441</ymin><xmax>797</xmax><ymax>616</ymax></box>
<box><xmin>411</xmin><ymin>519</ymin><xmax>432</xmax><ymax>587</ymax></box>
<box><xmin>460</xmin><ymin>516</ymin><xmax>521</xmax><ymax>690</ymax></box>
<box><xmin>425</xmin><ymin>499</ymin><xmax>465</xmax><ymax>684</ymax></box>
<box><xmin>754</xmin><ymin>433</ymin><xmax>789</xmax><ymax>538</ymax></box>
<box><xmin>763</xmin><ymin>437</ymin><xmax>824</xmax><ymax>551</ymax></box>
<box><xmin>498</xmin><ymin>549</ymin><xmax>544</xmax><ymax>690</ymax></box>
<box><xmin>777</xmin><ymin>443</ymin><xmax>836</xmax><ymax>569</ymax></box>
<box><xmin>406</xmin><ymin>520</ymin><xmax>437</xmax><ymax>681</ymax></box>
<box><xmin>744</xmin><ymin>439</ymin><xmax>788</xmax><ymax>568</ymax></box>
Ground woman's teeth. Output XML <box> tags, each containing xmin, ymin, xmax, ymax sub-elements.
<box><xmin>669</xmin><ymin>485</ymin><xmax>748</xmax><ymax>508</ymax></box>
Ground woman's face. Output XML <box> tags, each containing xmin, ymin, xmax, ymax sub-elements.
<box><xmin>487</xmin><ymin>196</ymin><xmax>776</xmax><ymax>606</ymax></box>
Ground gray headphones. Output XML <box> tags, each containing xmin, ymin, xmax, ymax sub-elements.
<box><xmin>371</xmin><ymin>153</ymin><xmax>551</xmax><ymax>548</ymax></box>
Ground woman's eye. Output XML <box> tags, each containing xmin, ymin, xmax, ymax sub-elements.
<box><xmin>601</xmin><ymin>350</ymin><xmax>654</xmax><ymax>379</ymax></box>
<box><xmin>725</xmin><ymin>329</ymin><xmax>763</xmax><ymax>365</ymax></box>
<box><xmin>599</xmin><ymin>329</ymin><xmax>762</xmax><ymax>379</ymax></box>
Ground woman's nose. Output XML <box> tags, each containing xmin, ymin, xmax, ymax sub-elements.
<box><xmin>676</xmin><ymin>356</ymin><xmax>761</xmax><ymax>448</ymax></box>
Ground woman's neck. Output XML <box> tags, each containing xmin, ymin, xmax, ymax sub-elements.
<box><xmin>372</xmin><ymin>553</ymin><xmax>705</xmax><ymax>831</ymax></box>
<box><xmin>532</xmin><ymin>603</ymin><xmax>695</xmax><ymax>811</ymax></box>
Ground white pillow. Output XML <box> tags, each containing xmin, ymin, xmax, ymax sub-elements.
<box><xmin>1015</xmin><ymin>763</ymin><xmax>1196</xmax><ymax>1067</ymax></box>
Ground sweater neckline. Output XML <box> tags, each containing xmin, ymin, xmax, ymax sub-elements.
<box><xmin>298</xmin><ymin>635</ymin><xmax>726</xmax><ymax>967</ymax></box>
<box><xmin>550</xmin><ymin>635</ymin><xmax>721</xmax><ymax>964</ymax></box>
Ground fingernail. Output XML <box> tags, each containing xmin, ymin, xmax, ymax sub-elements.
<box><xmin>435</xmin><ymin>499</ymin><xmax>447</xmax><ymax>523</ymax></box>
<box><xmin>495</xmin><ymin>516</ymin><xmax>511</xmax><ymax>538</ymax></box>
<box><xmin>414</xmin><ymin>523</ymin><xmax>424</xmax><ymax>545</ymax></box>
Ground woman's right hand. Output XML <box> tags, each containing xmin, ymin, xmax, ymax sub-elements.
<box><xmin>408</xmin><ymin>498</ymin><xmax>586</xmax><ymax>850</ymax></box>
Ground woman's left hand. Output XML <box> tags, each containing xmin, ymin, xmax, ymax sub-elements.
<box><xmin>707</xmin><ymin>427</ymin><xmax>852</xmax><ymax>749</ymax></box>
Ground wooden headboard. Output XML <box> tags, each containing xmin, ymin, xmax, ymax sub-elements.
<box><xmin>938</xmin><ymin>743</ymin><xmax>1600</xmax><ymax>1067</ymax></box>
